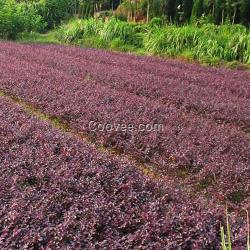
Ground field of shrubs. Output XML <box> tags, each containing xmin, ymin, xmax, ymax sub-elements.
<box><xmin>0</xmin><ymin>42</ymin><xmax>249</xmax><ymax>248</ymax></box>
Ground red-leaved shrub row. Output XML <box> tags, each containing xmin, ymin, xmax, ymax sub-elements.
<box><xmin>0</xmin><ymin>42</ymin><xmax>249</xmax><ymax>204</ymax></box>
<box><xmin>1</xmin><ymin>42</ymin><xmax>250</xmax><ymax>130</ymax></box>
<box><xmin>0</xmin><ymin>96</ymin><xmax>231</xmax><ymax>249</ymax></box>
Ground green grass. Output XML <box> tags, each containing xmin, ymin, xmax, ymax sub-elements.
<box><xmin>220</xmin><ymin>205</ymin><xmax>250</xmax><ymax>250</ymax></box>
<box><xmin>144</xmin><ymin>24</ymin><xmax>250</xmax><ymax>65</ymax></box>
<box><xmin>14</xmin><ymin>18</ymin><xmax>250</xmax><ymax>69</ymax></box>
<box><xmin>17</xmin><ymin>31</ymin><xmax>61</xmax><ymax>44</ymax></box>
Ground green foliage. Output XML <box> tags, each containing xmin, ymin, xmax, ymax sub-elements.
<box><xmin>144</xmin><ymin>23</ymin><xmax>250</xmax><ymax>64</ymax></box>
<box><xmin>149</xmin><ymin>17</ymin><xmax>164</xmax><ymax>28</ymax></box>
<box><xmin>183</xmin><ymin>0</ymin><xmax>194</xmax><ymax>22</ymax></box>
<box><xmin>144</xmin><ymin>25</ymin><xmax>202</xmax><ymax>55</ymax></box>
<box><xmin>148</xmin><ymin>0</ymin><xmax>168</xmax><ymax>18</ymax></box>
<box><xmin>240</xmin><ymin>0</ymin><xmax>250</xmax><ymax>26</ymax></box>
<box><xmin>17</xmin><ymin>31</ymin><xmax>60</xmax><ymax>44</ymax></box>
<box><xmin>0</xmin><ymin>0</ymin><xmax>45</xmax><ymax>39</ymax></box>
<box><xmin>56</xmin><ymin>18</ymin><xmax>102</xmax><ymax>43</ymax></box>
<box><xmin>37</xmin><ymin>0</ymin><xmax>71</xmax><ymax>29</ymax></box>
<box><xmin>79</xmin><ymin>36</ymin><xmax>108</xmax><ymax>49</ymax></box>
<box><xmin>220</xmin><ymin>207</ymin><xmax>249</xmax><ymax>250</ymax></box>
<box><xmin>110</xmin><ymin>38</ymin><xmax>137</xmax><ymax>52</ymax></box>
<box><xmin>56</xmin><ymin>17</ymin><xmax>138</xmax><ymax>46</ymax></box>
<box><xmin>1</xmin><ymin>0</ymin><xmax>250</xmax><ymax>39</ymax></box>
<box><xmin>100</xmin><ymin>18</ymin><xmax>135</xmax><ymax>42</ymax></box>
<box><xmin>191</xmin><ymin>0</ymin><xmax>204</xmax><ymax>21</ymax></box>
<box><xmin>55</xmin><ymin>17</ymin><xmax>250</xmax><ymax>65</ymax></box>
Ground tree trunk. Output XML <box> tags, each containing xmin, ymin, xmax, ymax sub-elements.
<box><xmin>232</xmin><ymin>6</ymin><xmax>236</xmax><ymax>24</ymax></box>
<box><xmin>146</xmin><ymin>0</ymin><xmax>150</xmax><ymax>23</ymax></box>
<box><xmin>221</xmin><ymin>8</ymin><xmax>224</xmax><ymax>25</ymax></box>
<box><xmin>212</xmin><ymin>1</ymin><xmax>215</xmax><ymax>17</ymax></box>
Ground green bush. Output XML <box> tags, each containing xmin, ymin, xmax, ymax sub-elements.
<box><xmin>100</xmin><ymin>18</ymin><xmax>135</xmax><ymax>43</ymax></box>
<box><xmin>144</xmin><ymin>25</ymin><xmax>201</xmax><ymax>55</ymax></box>
<box><xmin>56</xmin><ymin>20</ymin><xmax>84</xmax><ymax>43</ymax></box>
<box><xmin>110</xmin><ymin>38</ymin><xmax>136</xmax><ymax>52</ymax></box>
<box><xmin>79</xmin><ymin>36</ymin><xmax>108</xmax><ymax>49</ymax></box>
<box><xmin>149</xmin><ymin>17</ymin><xmax>164</xmax><ymax>28</ymax></box>
<box><xmin>56</xmin><ymin>19</ymin><xmax>103</xmax><ymax>43</ymax></box>
<box><xmin>0</xmin><ymin>0</ymin><xmax>45</xmax><ymax>39</ymax></box>
<box><xmin>57</xmin><ymin>18</ymin><xmax>137</xmax><ymax>45</ymax></box>
<box><xmin>36</xmin><ymin>0</ymin><xmax>70</xmax><ymax>29</ymax></box>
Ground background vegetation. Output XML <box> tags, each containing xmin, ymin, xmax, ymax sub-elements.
<box><xmin>52</xmin><ymin>18</ymin><xmax>250</xmax><ymax>65</ymax></box>
<box><xmin>1</xmin><ymin>0</ymin><xmax>250</xmax><ymax>66</ymax></box>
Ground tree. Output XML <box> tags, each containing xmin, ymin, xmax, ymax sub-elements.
<box><xmin>191</xmin><ymin>0</ymin><xmax>204</xmax><ymax>21</ymax></box>
<box><xmin>0</xmin><ymin>0</ymin><xmax>44</xmax><ymax>39</ymax></box>
<box><xmin>204</xmin><ymin>0</ymin><xmax>215</xmax><ymax>18</ymax></box>
<box><xmin>183</xmin><ymin>0</ymin><xmax>193</xmax><ymax>22</ymax></box>
<box><xmin>146</xmin><ymin>0</ymin><xmax>150</xmax><ymax>23</ymax></box>
<box><xmin>150</xmin><ymin>0</ymin><xmax>167</xmax><ymax>18</ymax></box>
<box><xmin>215</xmin><ymin>0</ymin><xmax>226</xmax><ymax>24</ymax></box>
<box><xmin>37</xmin><ymin>0</ymin><xmax>71</xmax><ymax>29</ymax></box>
<box><xmin>166</xmin><ymin>0</ymin><xmax>177</xmax><ymax>23</ymax></box>
<box><xmin>240</xmin><ymin>0</ymin><xmax>250</xmax><ymax>25</ymax></box>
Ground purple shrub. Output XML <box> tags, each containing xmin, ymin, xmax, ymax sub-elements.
<box><xmin>1</xmin><ymin>42</ymin><xmax>250</xmax><ymax>129</ymax></box>
<box><xmin>0</xmin><ymin>42</ymin><xmax>249</xmax><ymax>248</ymax></box>
<box><xmin>0</xmin><ymin>97</ymin><xmax>227</xmax><ymax>249</ymax></box>
<box><xmin>0</xmin><ymin>42</ymin><xmax>249</xmax><ymax>203</ymax></box>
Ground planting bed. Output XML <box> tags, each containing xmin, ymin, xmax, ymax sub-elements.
<box><xmin>0</xmin><ymin>96</ymin><xmax>223</xmax><ymax>249</ymax></box>
<box><xmin>0</xmin><ymin>43</ymin><xmax>249</xmax><ymax>197</ymax></box>
<box><xmin>1</xmin><ymin>43</ymin><xmax>250</xmax><ymax>130</ymax></box>
<box><xmin>0</xmin><ymin>42</ymin><xmax>249</xmax><ymax>248</ymax></box>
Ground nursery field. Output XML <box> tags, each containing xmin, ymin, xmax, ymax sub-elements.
<box><xmin>0</xmin><ymin>42</ymin><xmax>249</xmax><ymax>248</ymax></box>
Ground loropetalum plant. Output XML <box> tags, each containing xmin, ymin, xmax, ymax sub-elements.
<box><xmin>0</xmin><ymin>96</ymin><xmax>223</xmax><ymax>248</ymax></box>
<box><xmin>0</xmin><ymin>42</ymin><xmax>249</xmax><ymax>247</ymax></box>
<box><xmin>2</xmin><ymin>42</ymin><xmax>250</xmax><ymax>129</ymax></box>
<box><xmin>0</xmin><ymin>42</ymin><xmax>249</xmax><ymax>202</ymax></box>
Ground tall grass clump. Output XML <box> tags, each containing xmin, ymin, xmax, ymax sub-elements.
<box><xmin>57</xmin><ymin>18</ymin><xmax>136</xmax><ymax>43</ymax></box>
<box><xmin>220</xmin><ymin>206</ymin><xmax>250</xmax><ymax>250</ymax></box>
<box><xmin>100</xmin><ymin>18</ymin><xmax>135</xmax><ymax>43</ymax></box>
<box><xmin>144</xmin><ymin>25</ymin><xmax>201</xmax><ymax>56</ymax></box>
<box><xmin>56</xmin><ymin>18</ymin><xmax>103</xmax><ymax>43</ymax></box>
<box><xmin>56</xmin><ymin>17</ymin><xmax>142</xmax><ymax>49</ymax></box>
<box><xmin>56</xmin><ymin>18</ymin><xmax>250</xmax><ymax>65</ymax></box>
<box><xmin>144</xmin><ymin>23</ymin><xmax>250</xmax><ymax>64</ymax></box>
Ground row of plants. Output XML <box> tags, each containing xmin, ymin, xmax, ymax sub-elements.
<box><xmin>54</xmin><ymin>17</ymin><xmax>250</xmax><ymax>65</ymax></box>
<box><xmin>0</xmin><ymin>42</ymin><xmax>249</xmax><ymax>207</ymax></box>
<box><xmin>1</xmin><ymin>96</ymin><xmax>224</xmax><ymax>248</ymax></box>
<box><xmin>8</xmin><ymin>39</ymin><xmax>250</xmax><ymax>129</ymax></box>
<box><xmin>55</xmin><ymin>18</ymin><xmax>142</xmax><ymax>50</ymax></box>
<box><xmin>0</xmin><ymin>43</ymin><xmax>249</xmax><ymax>248</ymax></box>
